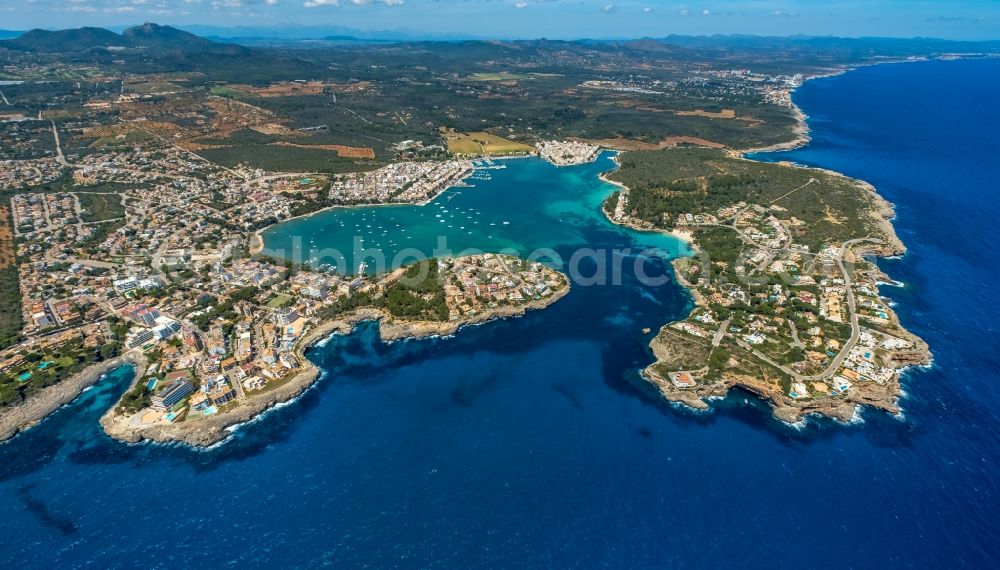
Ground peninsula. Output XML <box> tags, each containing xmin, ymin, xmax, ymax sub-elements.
<box><xmin>606</xmin><ymin>144</ymin><xmax>930</xmax><ymax>423</ymax></box>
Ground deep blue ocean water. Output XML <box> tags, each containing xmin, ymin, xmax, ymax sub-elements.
<box><xmin>1</xmin><ymin>59</ymin><xmax>999</xmax><ymax>568</ymax></box>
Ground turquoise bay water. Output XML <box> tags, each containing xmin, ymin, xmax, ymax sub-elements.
<box><xmin>1</xmin><ymin>60</ymin><xmax>999</xmax><ymax>568</ymax></box>
<box><xmin>261</xmin><ymin>153</ymin><xmax>688</xmax><ymax>272</ymax></box>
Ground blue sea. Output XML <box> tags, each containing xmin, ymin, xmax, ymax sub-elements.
<box><xmin>1</xmin><ymin>59</ymin><xmax>999</xmax><ymax>568</ymax></box>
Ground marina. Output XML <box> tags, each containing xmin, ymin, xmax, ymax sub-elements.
<box><xmin>261</xmin><ymin>153</ymin><xmax>688</xmax><ymax>275</ymax></box>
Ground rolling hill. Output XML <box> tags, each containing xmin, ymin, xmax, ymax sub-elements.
<box><xmin>0</xmin><ymin>22</ymin><xmax>250</xmax><ymax>56</ymax></box>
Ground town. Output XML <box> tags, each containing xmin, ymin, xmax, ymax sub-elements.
<box><xmin>327</xmin><ymin>159</ymin><xmax>474</xmax><ymax>204</ymax></box>
<box><xmin>0</xmin><ymin>111</ymin><xmax>570</xmax><ymax>437</ymax></box>
<box><xmin>536</xmin><ymin>140</ymin><xmax>601</xmax><ymax>167</ymax></box>
<box><xmin>102</xmin><ymin>252</ymin><xmax>565</xmax><ymax>438</ymax></box>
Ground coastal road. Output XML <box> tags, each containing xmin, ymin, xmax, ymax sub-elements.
<box><xmin>688</xmin><ymin>220</ymin><xmax>818</xmax><ymax>260</ymax></box>
<box><xmin>734</xmin><ymin>237</ymin><xmax>881</xmax><ymax>383</ymax></box>
<box><xmin>803</xmin><ymin>237</ymin><xmax>882</xmax><ymax>380</ymax></box>
<box><xmin>787</xmin><ymin>319</ymin><xmax>806</xmax><ymax>349</ymax></box>
<box><xmin>675</xmin><ymin>208</ymin><xmax>880</xmax><ymax>384</ymax></box>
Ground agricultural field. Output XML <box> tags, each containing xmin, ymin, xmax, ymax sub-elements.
<box><xmin>0</xmin><ymin>204</ymin><xmax>13</xmax><ymax>268</ymax></box>
<box><xmin>270</xmin><ymin>141</ymin><xmax>375</xmax><ymax>159</ymax></box>
<box><xmin>125</xmin><ymin>80</ymin><xmax>186</xmax><ymax>95</ymax></box>
<box><xmin>83</xmin><ymin>122</ymin><xmax>161</xmax><ymax>148</ymax></box>
<box><xmin>196</xmin><ymin>143</ymin><xmax>375</xmax><ymax>174</ymax></box>
<box><xmin>226</xmin><ymin>81</ymin><xmax>330</xmax><ymax>97</ymax></box>
<box><xmin>466</xmin><ymin>72</ymin><xmax>532</xmax><ymax>82</ymax></box>
<box><xmin>441</xmin><ymin>129</ymin><xmax>535</xmax><ymax>156</ymax></box>
<box><xmin>582</xmin><ymin>136</ymin><xmax>727</xmax><ymax>151</ymax></box>
<box><xmin>676</xmin><ymin>109</ymin><xmax>737</xmax><ymax>119</ymax></box>
<box><xmin>209</xmin><ymin>84</ymin><xmax>253</xmax><ymax>100</ymax></box>
<box><xmin>4</xmin><ymin>29</ymin><xmax>965</xmax><ymax>188</ymax></box>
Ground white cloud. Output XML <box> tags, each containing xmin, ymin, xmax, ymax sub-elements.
<box><xmin>602</xmin><ymin>3</ymin><xmax>614</xmax><ymax>14</ymax></box>
<box><xmin>56</xmin><ymin>1</ymin><xmax>99</xmax><ymax>13</ymax></box>
<box><xmin>679</xmin><ymin>8</ymin><xmax>689</xmax><ymax>16</ymax></box>
<box><xmin>304</xmin><ymin>0</ymin><xmax>403</xmax><ymax>6</ymax></box>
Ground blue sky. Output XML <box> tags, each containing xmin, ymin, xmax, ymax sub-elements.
<box><xmin>1</xmin><ymin>0</ymin><xmax>998</xmax><ymax>40</ymax></box>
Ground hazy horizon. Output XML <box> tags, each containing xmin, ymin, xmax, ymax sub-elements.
<box><xmin>1</xmin><ymin>1</ymin><xmax>998</xmax><ymax>42</ymax></box>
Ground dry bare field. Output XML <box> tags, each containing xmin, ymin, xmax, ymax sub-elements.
<box><xmin>270</xmin><ymin>141</ymin><xmax>376</xmax><ymax>159</ymax></box>
<box><xmin>676</xmin><ymin>109</ymin><xmax>737</xmax><ymax>119</ymax></box>
<box><xmin>0</xmin><ymin>205</ymin><xmax>13</xmax><ymax>269</ymax></box>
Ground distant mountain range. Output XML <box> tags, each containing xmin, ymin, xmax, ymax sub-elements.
<box><xmin>623</xmin><ymin>34</ymin><xmax>1000</xmax><ymax>52</ymax></box>
<box><xmin>0</xmin><ymin>22</ymin><xmax>250</xmax><ymax>56</ymax></box>
<box><xmin>176</xmin><ymin>24</ymin><xmax>479</xmax><ymax>43</ymax></box>
<box><xmin>3</xmin><ymin>23</ymin><xmax>998</xmax><ymax>56</ymax></box>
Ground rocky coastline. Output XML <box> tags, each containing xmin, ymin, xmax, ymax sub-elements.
<box><xmin>99</xmin><ymin>285</ymin><xmax>570</xmax><ymax>447</ymax></box>
<box><xmin>630</xmin><ymin>203</ymin><xmax>931</xmax><ymax>424</ymax></box>
<box><xmin>599</xmin><ymin>118</ymin><xmax>931</xmax><ymax>425</ymax></box>
<box><xmin>0</xmin><ymin>351</ymin><xmax>146</xmax><ymax>443</ymax></box>
<box><xmin>643</xmin><ymin>322</ymin><xmax>930</xmax><ymax>425</ymax></box>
